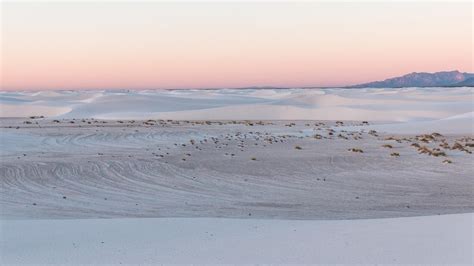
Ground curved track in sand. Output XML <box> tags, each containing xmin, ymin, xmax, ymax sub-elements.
<box><xmin>1</xmin><ymin>119</ymin><xmax>473</xmax><ymax>219</ymax></box>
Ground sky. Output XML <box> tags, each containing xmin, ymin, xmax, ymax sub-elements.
<box><xmin>1</xmin><ymin>1</ymin><xmax>472</xmax><ymax>90</ymax></box>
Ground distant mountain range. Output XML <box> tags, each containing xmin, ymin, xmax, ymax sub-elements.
<box><xmin>349</xmin><ymin>70</ymin><xmax>474</xmax><ymax>88</ymax></box>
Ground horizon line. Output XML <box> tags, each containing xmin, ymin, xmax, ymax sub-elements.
<box><xmin>1</xmin><ymin>69</ymin><xmax>472</xmax><ymax>92</ymax></box>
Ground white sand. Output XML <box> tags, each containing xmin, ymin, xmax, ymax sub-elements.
<box><xmin>1</xmin><ymin>87</ymin><xmax>473</xmax><ymax>134</ymax></box>
<box><xmin>2</xmin><ymin>119</ymin><xmax>473</xmax><ymax>220</ymax></box>
<box><xmin>1</xmin><ymin>88</ymin><xmax>473</xmax><ymax>264</ymax></box>
<box><xmin>1</xmin><ymin>214</ymin><xmax>472</xmax><ymax>264</ymax></box>
<box><xmin>0</xmin><ymin>103</ymin><xmax>71</xmax><ymax>118</ymax></box>
<box><xmin>341</xmin><ymin>112</ymin><xmax>474</xmax><ymax>135</ymax></box>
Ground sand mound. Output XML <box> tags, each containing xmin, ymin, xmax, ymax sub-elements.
<box><xmin>1</xmin><ymin>87</ymin><xmax>472</xmax><ymax>133</ymax></box>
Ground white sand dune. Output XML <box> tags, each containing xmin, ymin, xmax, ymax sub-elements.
<box><xmin>340</xmin><ymin>112</ymin><xmax>474</xmax><ymax>135</ymax></box>
<box><xmin>0</xmin><ymin>104</ymin><xmax>71</xmax><ymax>117</ymax></box>
<box><xmin>1</xmin><ymin>87</ymin><xmax>473</xmax><ymax>264</ymax></box>
<box><xmin>1</xmin><ymin>87</ymin><xmax>472</xmax><ymax>133</ymax></box>
<box><xmin>1</xmin><ymin>214</ymin><xmax>472</xmax><ymax>264</ymax></box>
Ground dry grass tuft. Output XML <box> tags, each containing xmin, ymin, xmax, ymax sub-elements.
<box><xmin>368</xmin><ymin>130</ymin><xmax>378</xmax><ymax>136</ymax></box>
<box><xmin>452</xmin><ymin>142</ymin><xmax>464</xmax><ymax>150</ymax></box>
<box><xmin>417</xmin><ymin>146</ymin><xmax>447</xmax><ymax>157</ymax></box>
<box><xmin>417</xmin><ymin>146</ymin><xmax>432</xmax><ymax>154</ymax></box>
<box><xmin>452</xmin><ymin>142</ymin><xmax>472</xmax><ymax>154</ymax></box>
<box><xmin>313</xmin><ymin>134</ymin><xmax>323</xmax><ymax>139</ymax></box>
<box><xmin>384</xmin><ymin>136</ymin><xmax>401</xmax><ymax>142</ymax></box>
<box><xmin>434</xmin><ymin>150</ymin><xmax>445</xmax><ymax>157</ymax></box>
<box><xmin>439</xmin><ymin>142</ymin><xmax>450</xmax><ymax>149</ymax></box>
<box><xmin>430</xmin><ymin>151</ymin><xmax>446</xmax><ymax>157</ymax></box>
<box><xmin>411</xmin><ymin>143</ymin><xmax>420</xmax><ymax>148</ymax></box>
<box><xmin>416</xmin><ymin>134</ymin><xmax>442</xmax><ymax>143</ymax></box>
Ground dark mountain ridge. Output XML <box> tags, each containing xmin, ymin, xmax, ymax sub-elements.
<box><xmin>350</xmin><ymin>70</ymin><xmax>474</xmax><ymax>88</ymax></box>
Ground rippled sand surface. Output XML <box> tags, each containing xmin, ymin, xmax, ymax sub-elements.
<box><xmin>1</xmin><ymin>118</ymin><xmax>472</xmax><ymax>220</ymax></box>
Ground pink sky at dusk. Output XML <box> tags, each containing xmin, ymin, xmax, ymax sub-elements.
<box><xmin>1</xmin><ymin>1</ymin><xmax>472</xmax><ymax>90</ymax></box>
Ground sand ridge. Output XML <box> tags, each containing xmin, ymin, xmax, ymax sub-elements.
<box><xmin>1</xmin><ymin>88</ymin><xmax>473</xmax><ymax>124</ymax></box>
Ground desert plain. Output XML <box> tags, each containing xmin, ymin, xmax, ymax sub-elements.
<box><xmin>1</xmin><ymin>88</ymin><xmax>473</xmax><ymax>263</ymax></box>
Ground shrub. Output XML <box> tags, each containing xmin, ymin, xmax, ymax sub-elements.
<box><xmin>431</xmin><ymin>151</ymin><xmax>446</xmax><ymax>157</ymax></box>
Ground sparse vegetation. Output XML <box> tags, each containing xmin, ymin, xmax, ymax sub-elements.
<box><xmin>417</xmin><ymin>146</ymin><xmax>432</xmax><ymax>154</ymax></box>
<box><xmin>452</xmin><ymin>142</ymin><xmax>472</xmax><ymax>154</ymax></box>
<box><xmin>439</xmin><ymin>142</ymin><xmax>450</xmax><ymax>149</ymax></box>
<box><xmin>416</xmin><ymin>145</ymin><xmax>447</xmax><ymax>157</ymax></box>
<box><xmin>313</xmin><ymin>134</ymin><xmax>323</xmax><ymax>139</ymax></box>
<box><xmin>411</xmin><ymin>143</ymin><xmax>420</xmax><ymax>148</ymax></box>
<box><xmin>368</xmin><ymin>130</ymin><xmax>378</xmax><ymax>136</ymax></box>
<box><xmin>416</xmin><ymin>134</ymin><xmax>440</xmax><ymax>143</ymax></box>
<box><xmin>384</xmin><ymin>136</ymin><xmax>401</xmax><ymax>142</ymax></box>
<box><xmin>452</xmin><ymin>142</ymin><xmax>463</xmax><ymax>149</ymax></box>
<box><xmin>431</xmin><ymin>151</ymin><xmax>446</xmax><ymax>157</ymax></box>
<box><xmin>338</xmin><ymin>134</ymin><xmax>348</xmax><ymax>140</ymax></box>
